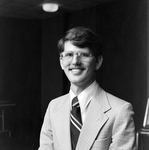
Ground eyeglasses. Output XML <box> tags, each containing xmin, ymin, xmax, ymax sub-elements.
<box><xmin>60</xmin><ymin>51</ymin><xmax>93</xmax><ymax>62</ymax></box>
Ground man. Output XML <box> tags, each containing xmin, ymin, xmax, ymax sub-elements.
<box><xmin>38</xmin><ymin>27</ymin><xmax>137</xmax><ymax>150</ymax></box>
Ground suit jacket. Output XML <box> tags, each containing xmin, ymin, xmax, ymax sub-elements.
<box><xmin>38</xmin><ymin>86</ymin><xmax>137</xmax><ymax>150</ymax></box>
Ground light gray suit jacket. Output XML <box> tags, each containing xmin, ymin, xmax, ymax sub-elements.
<box><xmin>38</xmin><ymin>86</ymin><xmax>137</xmax><ymax>150</ymax></box>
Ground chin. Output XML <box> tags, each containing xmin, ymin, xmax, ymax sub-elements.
<box><xmin>69</xmin><ymin>79</ymin><xmax>82</xmax><ymax>85</ymax></box>
<box><xmin>70</xmin><ymin>80</ymin><xmax>82</xmax><ymax>85</ymax></box>
<box><xmin>70</xmin><ymin>78</ymin><xmax>88</xmax><ymax>86</ymax></box>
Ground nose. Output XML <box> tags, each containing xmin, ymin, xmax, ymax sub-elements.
<box><xmin>71</xmin><ymin>53</ymin><xmax>81</xmax><ymax>64</ymax></box>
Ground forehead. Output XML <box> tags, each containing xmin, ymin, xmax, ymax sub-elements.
<box><xmin>64</xmin><ymin>41</ymin><xmax>90</xmax><ymax>52</ymax></box>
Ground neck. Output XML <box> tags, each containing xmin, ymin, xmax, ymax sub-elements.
<box><xmin>71</xmin><ymin>80</ymin><xmax>95</xmax><ymax>96</ymax></box>
<box><xmin>70</xmin><ymin>86</ymin><xmax>83</xmax><ymax>96</ymax></box>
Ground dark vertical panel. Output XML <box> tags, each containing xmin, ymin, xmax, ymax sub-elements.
<box><xmin>96</xmin><ymin>0</ymin><xmax>147</xmax><ymax>130</ymax></box>
<box><xmin>62</xmin><ymin>13</ymin><xmax>70</xmax><ymax>94</ymax></box>
<box><xmin>41</xmin><ymin>16</ymin><xmax>64</xmax><ymax>117</ymax></box>
<box><xmin>0</xmin><ymin>17</ymin><xmax>42</xmax><ymax>136</ymax></box>
<box><xmin>68</xmin><ymin>7</ymin><xmax>97</xmax><ymax>31</ymax></box>
<box><xmin>147</xmin><ymin>0</ymin><xmax>149</xmax><ymax>100</ymax></box>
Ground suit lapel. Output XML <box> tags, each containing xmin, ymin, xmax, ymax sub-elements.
<box><xmin>76</xmin><ymin>88</ymin><xmax>111</xmax><ymax>150</ymax></box>
<box><xmin>53</xmin><ymin>94</ymin><xmax>72</xmax><ymax>150</ymax></box>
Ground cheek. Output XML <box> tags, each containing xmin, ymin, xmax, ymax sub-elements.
<box><xmin>60</xmin><ymin>60</ymin><xmax>68</xmax><ymax>70</ymax></box>
<box><xmin>87</xmin><ymin>62</ymin><xmax>96</xmax><ymax>72</ymax></box>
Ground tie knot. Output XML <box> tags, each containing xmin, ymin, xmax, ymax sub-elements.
<box><xmin>72</xmin><ymin>97</ymin><xmax>79</xmax><ymax>107</ymax></box>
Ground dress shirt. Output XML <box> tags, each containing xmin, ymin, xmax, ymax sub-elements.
<box><xmin>69</xmin><ymin>81</ymin><xmax>98</xmax><ymax>123</ymax></box>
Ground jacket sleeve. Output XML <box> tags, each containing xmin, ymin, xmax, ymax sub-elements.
<box><xmin>38</xmin><ymin>102</ymin><xmax>54</xmax><ymax>150</ymax></box>
<box><xmin>109</xmin><ymin>103</ymin><xmax>137</xmax><ymax>150</ymax></box>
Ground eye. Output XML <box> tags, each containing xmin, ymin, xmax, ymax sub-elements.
<box><xmin>80</xmin><ymin>53</ymin><xmax>91</xmax><ymax>57</ymax></box>
<box><xmin>65</xmin><ymin>52</ymin><xmax>73</xmax><ymax>57</ymax></box>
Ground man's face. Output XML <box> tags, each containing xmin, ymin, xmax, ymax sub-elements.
<box><xmin>60</xmin><ymin>41</ymin><xmax>102</xmax><ymax>88</ymax></box>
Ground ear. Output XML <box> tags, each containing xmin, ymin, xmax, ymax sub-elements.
<box><xmin>95</xmin><ymin>56</ymin><xmax>103</xmax><ymax>70</ymax></box>
<box><xmin>59</xmin><ymin>57</ymin><xmax>64</xmax><ymax>70</ymax></box>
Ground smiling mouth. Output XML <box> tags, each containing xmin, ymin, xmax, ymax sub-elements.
<box><xmin>69</xmin><ymin>68</ymin><xmax>84</xmax><ymax>74</ymax></box>
<box><xmin>69</xmin><ymin>68</ymin><xmax>84</xmax><ymax>71</ymax></box>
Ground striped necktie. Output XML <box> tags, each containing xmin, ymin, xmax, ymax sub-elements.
<box><xmin>70</xmin><ymin>96</ymin><xmax>82</xmax><ymax>150</ymax></box>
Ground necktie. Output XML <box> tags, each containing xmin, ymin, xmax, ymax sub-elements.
<box><xmin>70</xmin><ymin>96</ymin><xmax>82</xmax><ymax>150</ymax></box>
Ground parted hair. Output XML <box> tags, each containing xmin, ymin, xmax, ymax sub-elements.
<box><xmin>58</xmin><ymin>27</ymin><xmax>102</xmax><ymax>57</ymax></box>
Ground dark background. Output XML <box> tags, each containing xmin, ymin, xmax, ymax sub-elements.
<box><xmin>0</xmin><ymin>0</ymin><xmax>148</xmax><ymax>149</ymax></box>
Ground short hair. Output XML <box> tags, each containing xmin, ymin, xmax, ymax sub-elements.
<box><xmin>58</xmin><ymin>27</ymin><xmax>102</xmax><ymax>57</ymax></box>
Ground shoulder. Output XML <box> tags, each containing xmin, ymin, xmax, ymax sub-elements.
<box><xmin>51</xmin><ymin>93</ymin><xmax>69</xmax><ymax>104</ymax></box>
<box><xmin>94</xmin><ymin>85</ymin><xmax>133</xmax><ymax>113</ymax></box>
<box><xmin>105</xmin><ymin>92</ymin><xmax>134</xmax><ymax>115</ymax></box>
<box><xmin>106</xmin><ymin>92</ymin><xmax>131</xmax><ymax>106</ymax></box>
<box><xmin>46</xmin><ymin>93</ymin><xmax>69</xmax><ymax>111</ymax></box>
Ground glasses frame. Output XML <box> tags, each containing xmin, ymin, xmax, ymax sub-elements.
<box><xmin>60</xmin><ymin>51</ymin><xmax>94</xmax><ymax>62</ymax></box>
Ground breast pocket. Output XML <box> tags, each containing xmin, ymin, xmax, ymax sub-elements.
<box><xmin>91</xmin><ymin>137</ymin><xmax>111</xmax><ymax>150</ymax></box>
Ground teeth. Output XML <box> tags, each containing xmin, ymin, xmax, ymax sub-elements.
<box><xmin>71</xmin><ymin>68</ymin><xmax>82</xmax><ymax>70</ymax></box>
<box><xmin>72</xmin><ymin>69</ymin><xmax>81</xmax><ymax>70</ymax></box>
<box><xmin>71</xmin><ymin>69</ymin><xmax>82</xmax><ymax>73</ymax></box>
<box><xmin>72</xmin><ymin>69</ymin><xmax>79</xmax><ymax>71</ymax></box>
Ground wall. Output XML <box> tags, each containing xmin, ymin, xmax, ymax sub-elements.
<box><xmin>41</xmin><ymin>16</ymin><xmax>64</xmax><ymax>117</ymax></box>
<box><xmin>146</xmin><ymin>0</ymin><xmax>149</xmax><ymax>129</ymax></box>
<box><xmin>99</xmin><ymin>0</ymin><xmax>147</xmax><ymax>130</ymax></box>
<box><xmin>0</xmin><ymin>17</ymin><xmax>42</xmax><ymax>135</ymax></box>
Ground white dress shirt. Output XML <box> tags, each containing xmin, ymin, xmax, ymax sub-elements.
<box><xmin>69</xmin><ymin>81</ymin><xmax>98</xmax><ymax>123</ymax></box>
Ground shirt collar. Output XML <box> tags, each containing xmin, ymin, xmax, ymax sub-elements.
<box><xmin>69</xmin><ymin>81</ymin><xmax>98</xmax><ymax>113</ymax></box>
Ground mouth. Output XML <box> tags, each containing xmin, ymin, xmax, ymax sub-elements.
<box><xmin>69</xmin><ymin>67</ymin><xmax>84</xmax><ymax>70</ymax></box>
<box><xmin>69</xmin><ymin>67</ymin><xmax>85</xmax><ymax>74</ymax></box>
